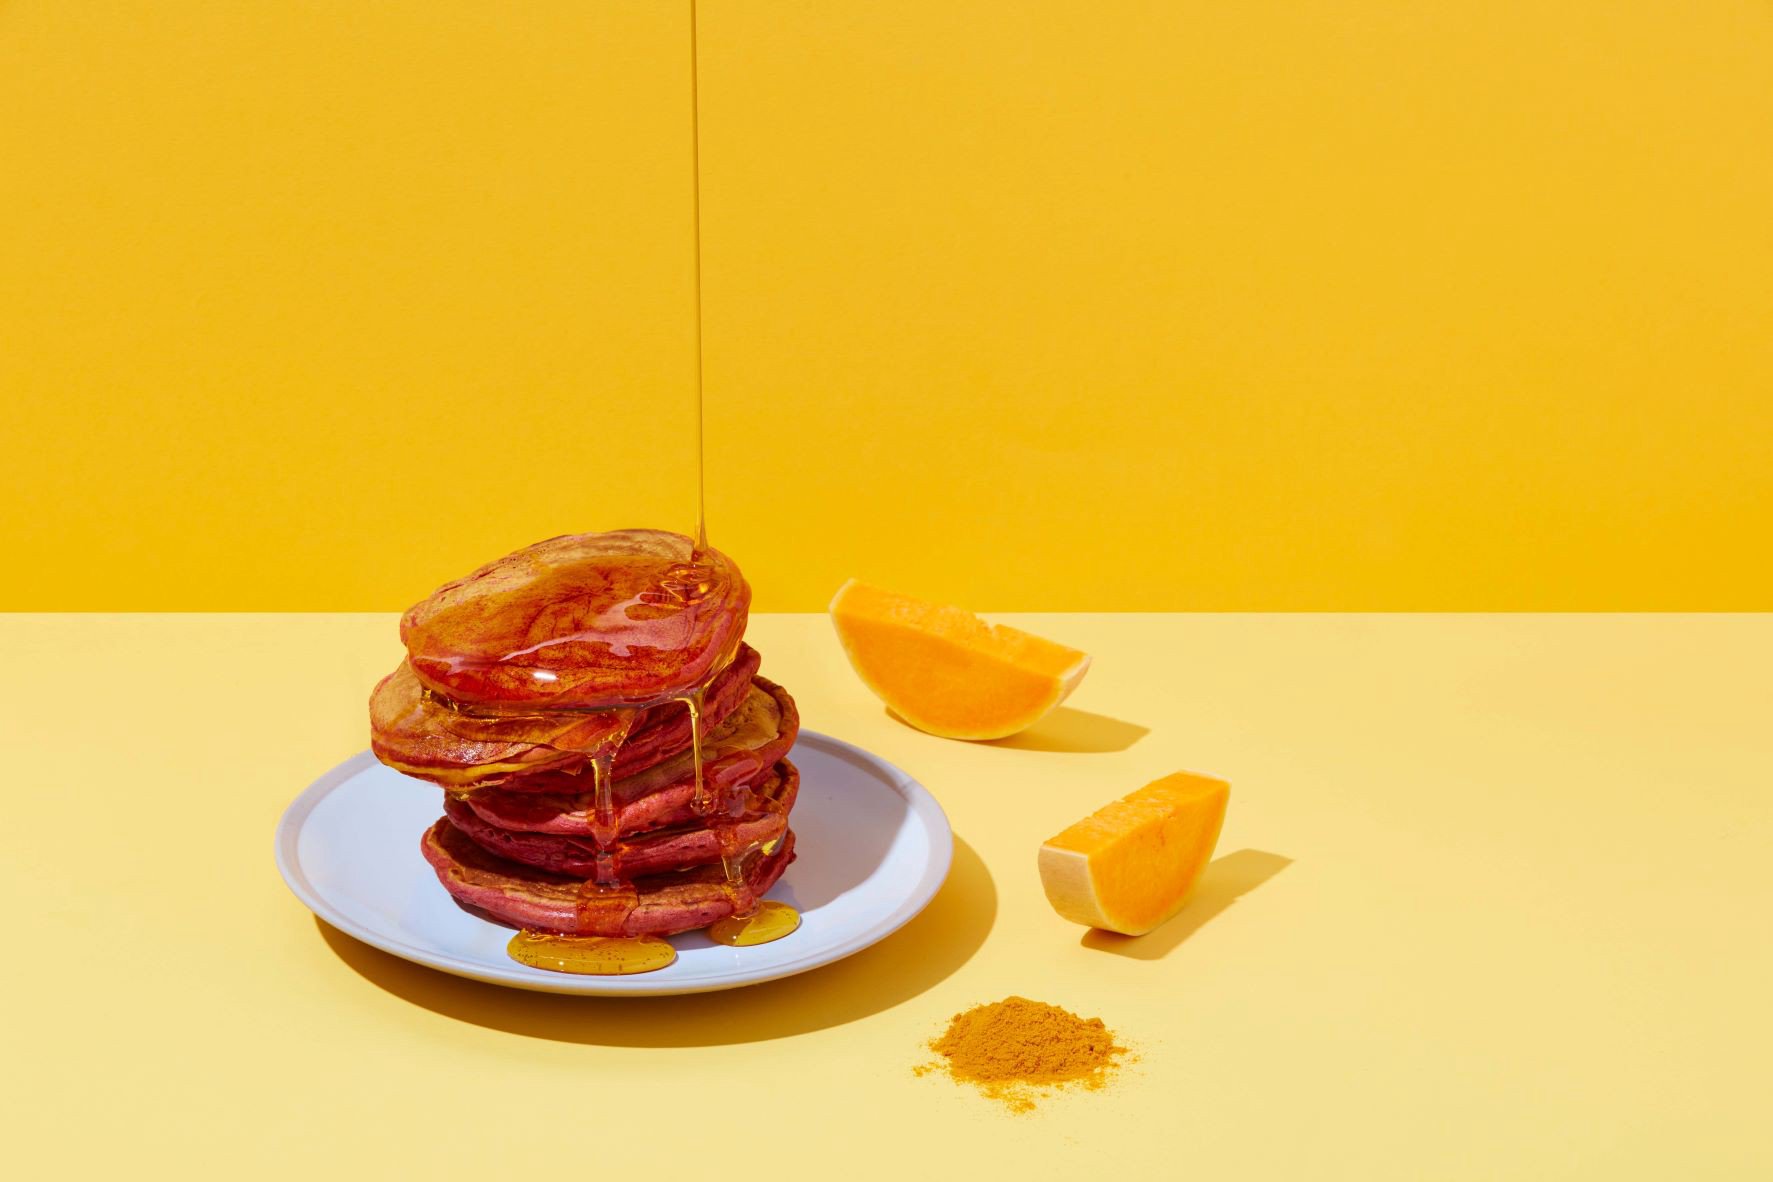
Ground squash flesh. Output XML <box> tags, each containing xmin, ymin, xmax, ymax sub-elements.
<box><xmin>829</xmin><ymin>580</ymin><xmax>1090</xmax><ymax>740</ymax></box>
<box><xmin>1040</xmin><ymin>772</ymin><xmax>1230</xmax><ymax>935</ymax></box>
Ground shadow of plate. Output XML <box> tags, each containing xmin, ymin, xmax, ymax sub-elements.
<box><xmin>316</xmin><ymin>836</ymin><xmax>996</xmax><ymax>1046</ymax></box>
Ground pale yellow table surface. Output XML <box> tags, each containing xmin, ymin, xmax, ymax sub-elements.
<box><xmin>3</xmin><ymin>613</ymin><xmax>1768</xmax><ymax>1177</ymax></box>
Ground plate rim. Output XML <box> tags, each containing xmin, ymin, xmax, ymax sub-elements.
<box><xmin>273</xmin><ymin>730</ymin><xmax>954</xmax><ymax>996</ymax></box>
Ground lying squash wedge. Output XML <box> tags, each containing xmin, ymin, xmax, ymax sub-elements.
<box><xmin>829</xmin><ymin>579</ymin><xmax>1090</xmax><ymax>740</ymax></box>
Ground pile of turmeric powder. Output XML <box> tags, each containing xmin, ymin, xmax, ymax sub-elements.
<box><xmin>916</xmin><ymin>996</ymin><xmax>1128</xmax><ymax>1113</ymax></box>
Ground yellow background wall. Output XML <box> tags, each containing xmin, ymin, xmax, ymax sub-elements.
<box><xmin>3</xmin><ymin>1</ymin><xmax>1770</xmax><ymax>610</ymax></box>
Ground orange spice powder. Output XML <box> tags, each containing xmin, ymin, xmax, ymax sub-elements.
<box><xmin>917</xmin><ymin>996</ymin><xmax>1128</xmax><ymax>1113</ymax></box>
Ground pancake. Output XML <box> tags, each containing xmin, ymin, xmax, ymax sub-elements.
<box><xmin>420</xmin><ymin>820</ymin><xmax>797</xmax><ymax>937</ymax></box>
<box><xmin>400</xmin><ymin>530</ymin><xmax>750</xmax><ymax>710</ymax></box>
<box><xmin>462</xmin><ymin>676</ymin><xmax>799</xmax><ymax>836</ymax></box>
<box><xmin>444</xmin><ymin>759</ymin><xmax>798</xmax><ymax>879</ymax></box>
<box><xmin>369</xmin><ymin>644</ymin><xmax>760</xmax><ymax>790</ymax></box>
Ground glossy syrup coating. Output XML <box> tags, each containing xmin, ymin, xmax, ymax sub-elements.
<box><xmin>400</xmin><ymin>530</ymin><xmax>750</xmax><ymax>710</ymax></box>
<box><xmin>457</xmin><ymin>677</ymin><xmax>799</xmax><ymax>836</ymax></box>
<box><xmin>381</xmin><ymin>530</ymin><xmax>798</xmax><ymax>973</ymax></box>
<box><xmin>369</xmin><ymin>644</ymin><xmax>762</xmax><ymax>790</ymax></box>
<box><xmin>443</xmin><ymin>759</ymin><xmax>800</xmax><ymax>879</ymax></box>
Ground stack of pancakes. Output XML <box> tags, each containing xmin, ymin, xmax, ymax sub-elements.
<box><xmin>368</xmin><ymin>530</ymin><xmax>800</xmax><ymax>937</ymax></box>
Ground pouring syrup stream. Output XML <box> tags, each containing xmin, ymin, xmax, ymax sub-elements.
<box><xmin>688</xmin><ymin>0</ymin><xmax>708</xmax><ymax>552</ymax></box>
<box><xmin>504</xmin><ymin>0</ymin><xmax>795</xmax><ymax>975</ymax></box>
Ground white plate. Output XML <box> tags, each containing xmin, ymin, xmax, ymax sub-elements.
<box><xmin>275</xmin><ymin>732</ymin><xmax>952</xmax><ymax>996</ymax></box>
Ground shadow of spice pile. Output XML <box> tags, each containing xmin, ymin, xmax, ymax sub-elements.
<box><xmin>917</xmin><ymin>996</ymin><xmax>1128</xmax><ymax>1113</ymax></box>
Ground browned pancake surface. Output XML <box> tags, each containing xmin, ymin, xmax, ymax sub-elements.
<box><xmin>420</xmin><ymin>821</ymin><xmax>796</xmax><ymax>937</ymax></box>
<box><xmin>400</xmin><ymin>530</ymin><xmax>749</xmax><ymax>709</ymax></box>
<box><xmin>446</xmin><ymin>759</ymin><xmax>798</xmax><ymax>878</ymax></box>
<box><xmin>463</xmin><ymin>677</ymin><xmax>798</xmax><ymax>836</ymax></box>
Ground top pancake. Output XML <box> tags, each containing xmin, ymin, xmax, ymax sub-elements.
<box><xmin>400</xmin><ymin>530</ymin><xmax>750</xmax><ymax>710</ymax></box>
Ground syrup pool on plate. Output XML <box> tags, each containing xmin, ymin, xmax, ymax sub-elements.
<box><xmin>506</xmin><ymin>931</ymin><xmax>679</xmax><ymax>975</ymax></box>
<box><xmin>707</xmin><ymin>900</ymin><xmax>801</xmax><ymax>948</ymax></box>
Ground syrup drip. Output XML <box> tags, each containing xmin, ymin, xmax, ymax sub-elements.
<box><xmin>507</xmin><ymin>930</ymin><xmax>677</xmax><ymax>975</ymax></box>
<box><xmin>707</xmin><ymin>901</ymin><xmax>800</xmax><ymax>947</ymax></box>
<box><xmin>574</xmin><ymin>879</ymin><xmax>640</xmax><ymax>930</ymax></box>
<box><xmin>586</xmin><ymin>717</ymin><xmax>630</xmax><ymax>840</ymax></box>
<box><xmin>714</xmin><ymin>817</ymin><xmax>751</xmax><ymax>906</ymax></box>
<box><xmin>680</xmin><ymin>686</ymin><xmax>708</xmax><ymax>814</ymax></box>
